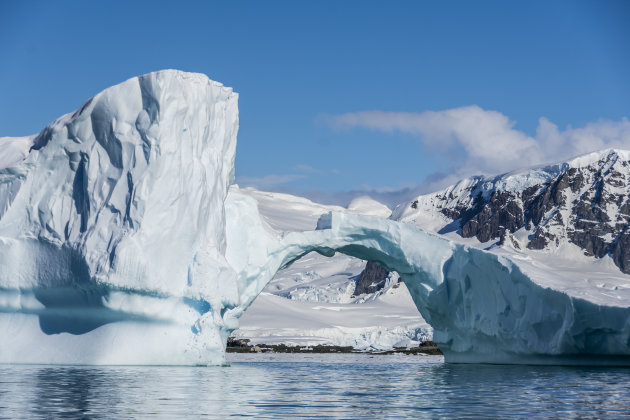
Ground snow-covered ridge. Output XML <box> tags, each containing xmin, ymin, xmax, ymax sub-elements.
<box><xmin>238</xmin><ymin>187</ymin><xmax>391</xmax><ymax>231</ymax></box>
<box><xmin>347</xmin><ymin>196</ymin><xmax>391</xmax><ymax>218</ymax></box>
<box><xmin>393</xmin><ymin>148</ymin><xmax>630</xmax><ymax>274</ymax></box>
<box><xmin>394</xmin><ymin>148</ymin><xmax>630</xmax><ymax>219</ymax></box>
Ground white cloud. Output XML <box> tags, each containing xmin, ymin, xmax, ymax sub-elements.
<box><xmin>239</xmin><ymin>110</ymin><xmax>630</xmax><ymax>204</ymax></box>
<box><xmin>293</xmin><ymin>164</ymin><xmax>322</xmax><ymax>175</ymax></box>
<box><xmin>329</xmin><ymin>107</ymin><xmax>630</xmax><ymax>190</ymax></box>
<box><xmin>238</xmin><ymin>165</ymin><xmax>343</xmax><ymax>190</ymax></box>
<box><xmin>236</xmin><ymin>173</ymin><xmax>305</xmax><ymax>189</ymax></box>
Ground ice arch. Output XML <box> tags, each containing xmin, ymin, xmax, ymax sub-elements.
<box><xmin>225</xmin><ymin>192</ymin><xmax>630</xmax><ymax>365</ymax></box>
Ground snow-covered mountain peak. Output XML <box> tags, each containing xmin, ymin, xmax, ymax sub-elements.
<box><xmin>346</xmin><ymin>196</ymin><xmax>391</xmax><ymax>218</ymax></box>
<box><xmin>565</xmin><ymin>148</ymin><xmax>630</xmax><ymax>169</ymax></box>
<box><xmin>394</xmin><ymin>148</ymin><xmax>630</xmax><ymax>274</ymax></box>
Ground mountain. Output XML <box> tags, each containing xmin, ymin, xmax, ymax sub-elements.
<box><xmin>393</xmin><ymin>149</ymin><xmax>630</xmax><ymax>274</ymax></box>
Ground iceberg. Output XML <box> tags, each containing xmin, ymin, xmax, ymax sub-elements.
<box><xmin>1</xmin><ymin>70</ymin><xmax>629</xmax><ymax>365</ymax></box>
<box><xmin>0</xmin><ymin>70</ymin><xmax>240</xmax><ymax>364</ymax></box>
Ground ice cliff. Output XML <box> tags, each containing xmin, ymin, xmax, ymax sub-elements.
<box><xmin>1</xmin><ymin>70</ymin><xmax>629</xmax><ymax>365</ymax></box>
<box><xmin>0</xmin><ymin>70</ymin><xmax>240</xmax><ymax>364</ymax></box>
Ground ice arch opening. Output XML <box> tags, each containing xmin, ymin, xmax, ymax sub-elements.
<box><xmin>232</xmin><ymin>250</ymin><xmax>422</xmax><ymax>352</ymax></box>
<box><xmin>225</xmin><ymin>192</ymin><xmax>630</xmax><ymax>365</ymax></box>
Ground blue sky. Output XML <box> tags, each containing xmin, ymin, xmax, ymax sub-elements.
<box><xmin>1</xmin><ymin>1</ymin><xmax>629</xmax><ymax>204</ymax></box>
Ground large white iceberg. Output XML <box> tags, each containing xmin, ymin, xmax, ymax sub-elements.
<box><xmin>0</xmin><ymin>70</ymin><xmax>240</xmax><ymax>364</ymax></box>
<box><xmin>1</xmin><ymin>70</ymin><xmax>629</xmax><ymax>365</ymax></box>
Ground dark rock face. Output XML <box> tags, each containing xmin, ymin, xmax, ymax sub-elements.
<box><xmin>527</xmin><ymin>227</ymin><xmax>557</xmax><ymax>250</ymax></box>
<box><xmin>407</xmin><ymin>150</ymin><xmax>630</xmax><ymax>274</ymax></box>
<box><xmin>459</xmin><ymin>191</ymin><xmax>525</xmax><ymax>242</ymax></box>
<box><xmin>613</xmin><ymin>231</ymin><xmax>630</xmax><ymax>273</ymax></box>
<box><xmin>353</xmin><ymin>261</ymin><xmax>392</xmax><ymax>296</ymax></box>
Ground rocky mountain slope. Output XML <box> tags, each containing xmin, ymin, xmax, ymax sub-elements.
<box><xmin>393</xmin><ymin>149</ymin><xmax>630</xmax><ymax>274</ymax></box>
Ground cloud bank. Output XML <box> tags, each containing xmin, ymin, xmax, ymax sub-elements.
<box><xmin>239</xmin><ymin>107</ymin><xmax>630</xmax><ymax>208</ymax></box>
<box><xmin>330</xmin><ymin>106</ymin><xmax>630</xmax><ymax>192</ymax></box>
<box><xmin>236</xmin><ymin>173</ymin><xmax>305</xmax><ymax>189</ymax></box>
<box><xmin>237</xmin><ymin>165</ymin><xmax>333</xmax><ymax>190</ymax></box>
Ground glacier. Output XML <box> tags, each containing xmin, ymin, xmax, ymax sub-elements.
<box><xmin>1</xmin><ymin>70</ymin><xmax>629</xmax><ymax>365</ymax></box>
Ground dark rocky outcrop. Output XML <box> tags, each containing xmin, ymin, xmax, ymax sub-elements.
<box><xmin>460</xmin><ymin>191</ymin><xmax>524</xmax><ymax>242</ymax></box>
<box><xmin>613</xmin><ymin>231</ymin><xmax>630</xmax><ymax>273</ymax></box>
<box><xmin>225</xmin><ymin>338</ymin><xmax>442</xmax><ymax>355</ymax></box>
<box><xmin>353</xmin><ymin>261</ymin><xmax>392</xmax><ymax>296</ymax></box>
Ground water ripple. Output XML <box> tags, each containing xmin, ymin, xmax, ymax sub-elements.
<box><xmin>0</xmin><ymin>354</ymin><xmax>629</xmax><ymax>418</ymax></box>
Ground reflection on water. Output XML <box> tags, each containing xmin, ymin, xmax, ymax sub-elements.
<box><xmin>0</xmin><ymin>354</ymin><xmax>629</xmax><ymax>418</ymax></box>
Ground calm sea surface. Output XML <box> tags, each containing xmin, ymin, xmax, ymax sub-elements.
<box><xmin>1</xmin><ymin>353</ymin><xmax>629</xmax><ymax>419</ymax></box>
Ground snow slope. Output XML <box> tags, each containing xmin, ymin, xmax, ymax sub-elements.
<box><xmin>231</xmin><ymin>285</ymin><xmax>430</xmax><ymax>350</ymax></box>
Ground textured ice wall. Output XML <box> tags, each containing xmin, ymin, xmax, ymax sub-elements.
<box><xmin>0</xmin><ymin>70</ymin><xmax>240</xmax><ymax>364</ymax></box>
<box><xmin>226</xmin><ymin>191</ymin><xmax>630</xmax><ymax>365</ymax></box>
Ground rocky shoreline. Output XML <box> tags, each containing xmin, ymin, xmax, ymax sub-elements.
<box><xmin>226</xmin><ymin>338</ymin><xmax>443</xmax><ymax>355</ymax></box>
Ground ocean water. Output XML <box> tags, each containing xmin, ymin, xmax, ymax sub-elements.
<box><xmin>1</xmin><ymin>353</ymin><xmax>629</xmax><ymax>419</ymax></box>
